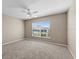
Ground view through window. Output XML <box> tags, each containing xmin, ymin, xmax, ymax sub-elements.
<box><xmin>32</xmin><ymin>21</ymin><xmax>50</xmax><ymax>37</ymax></box>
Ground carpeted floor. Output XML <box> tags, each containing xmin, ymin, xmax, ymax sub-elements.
<box><xmin>2</xmin><ymin>40</ymin><xmax>73</xmax><ymax>59</ymax></box>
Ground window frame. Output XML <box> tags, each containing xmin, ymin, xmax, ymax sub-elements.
<box><xmin>32</xmin><ymin>20</ymin><xmax>50</xmax><ymax>38</ymax></box>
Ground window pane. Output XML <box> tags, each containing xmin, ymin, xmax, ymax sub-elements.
<box><xmin>32</xmin><ymin>21</ymin><xmax>50</xmax><ymax>37</ymax></box>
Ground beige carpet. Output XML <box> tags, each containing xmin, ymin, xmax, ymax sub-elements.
<box><xmin>2</xmin><ymin>40</ymin><xmax>73</xmax><ymax>59</ymax></box>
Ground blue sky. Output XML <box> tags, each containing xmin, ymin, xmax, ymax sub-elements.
<box><xmin>32</xmin><ymin>21</ymin><xmax>50</xmax><ymax>28</ymax></box>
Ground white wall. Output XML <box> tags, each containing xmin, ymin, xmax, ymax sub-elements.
<box><xmin>67</xmin><ymin>0</ymin><xmax>76</xmax><ymax>58</ymax></box>
<box><xmin>2</xmin><ymin>14</ymin><xmax>24</xmax><ymax>44</ymax></box>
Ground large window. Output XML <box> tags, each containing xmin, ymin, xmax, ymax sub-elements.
<box><xmin>32</xmin><ymin>21</ymin><xmax>50</xmax><ymax>38</ymax></box>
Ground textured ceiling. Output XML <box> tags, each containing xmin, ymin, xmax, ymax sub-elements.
<box><xmin>2</xmin><ymin>0</ymin><xmax>72</xmax><ymax>20</ymax></box>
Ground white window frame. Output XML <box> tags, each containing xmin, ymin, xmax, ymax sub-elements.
<box><xmin>32</xmin><ymin>21</ymin><xmax>50</xmax><ymax>38</ymax></box>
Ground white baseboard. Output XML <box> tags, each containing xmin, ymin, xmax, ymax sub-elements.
<box><xmin>2</xmin><ymin>39</ymin><xmax>23</xmax><ymax>45</ymax></box>
<box><xmin>67</xmin><ymin>46</ymin><xmax>76</xmax><ymax>59</ymax></box>
<box><xmin>50</xmin><ymin>42</ymin><xmax>67</xmax><ymax>47</ymax></box>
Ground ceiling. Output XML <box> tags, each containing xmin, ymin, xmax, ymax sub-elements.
<box><xmin>2</xmin><ymin>0</ymin><xmax>72</xmax><ymax>20</ymax></box>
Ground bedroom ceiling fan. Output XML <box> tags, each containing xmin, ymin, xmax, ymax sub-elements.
<box><xmin>21</xmin><ymin>7</ymin><xmax>38</xmax><ymax>19</ymax></box>
<box><xmin>8</xmin><ymin>0</ymin><xmax>38</xmax><ymax>19</ymax></box>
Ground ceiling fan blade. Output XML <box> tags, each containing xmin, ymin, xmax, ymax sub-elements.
<box><xmin>24</xmin><ymin>11</ymin><xmax>38</xmax><ymax>14</ymax></box>
<box><xmin>33</xmin><ymin>11</ymin><xmax>38</xmax><ymax>14</ymax></box>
